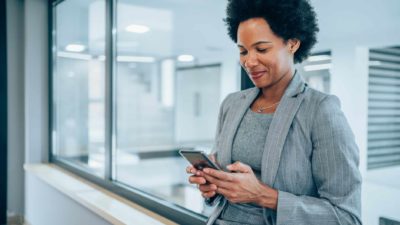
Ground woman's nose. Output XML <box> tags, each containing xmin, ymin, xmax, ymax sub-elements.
<box><xmin>244</xmin><ymin>53</ymin><xmax>258</xmax><ymax>69</ymax></box>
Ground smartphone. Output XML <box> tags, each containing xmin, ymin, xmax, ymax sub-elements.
<box><xmin>179</xmin><ymin>149</ymin><xmax>222</xmax><ymax>206</ymax></box>
<box><xmin>179</xmin><ymin>149</ymin><xmax>221</xmax><ymax>170</ymax></box>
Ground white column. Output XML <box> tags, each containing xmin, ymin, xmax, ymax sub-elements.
<box><xmin>24</xmin><ymin>0</ymin><xmax>48</xmax><ymax>163</ymax></box>
<box><xmin>330</xmin><ymin>44</ymin><xmax>369</xmax><ymax>177</ymax></box>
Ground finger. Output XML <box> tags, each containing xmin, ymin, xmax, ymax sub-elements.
<box><xmin>189</xmin><ymin>175</ymin><xmax>207</xmax><ymax>185</ymax></box>
<box><xmin>202</xmin><ymin>191</ymin><xmax>216</xmax><ymax>198</ymax></box>
<box><xmin>186</xmin><ymin>165</ymin><xmax>197</xmax><ymax>174</ymax></box>
<box><xmin>203</xmin><ymin>168</ymin><xmax>234</xmax><ymax>181</ymax></box>
<box><xmin>199</xmin><ymin>183</ymin><xmax>217</xmax><ymax>192</ymax></box>
<box><xmin>203</xmin><ymin>173</ymin><xmax>232</xmax><ymax>189</ymax></box>
<box><xmin>226</xmin><ymin>161</ymin><xmax>252</xmax><ymax>173</ymax></box>
<box><xmin>215</xmin><ymin>186</ymin><xmax>232</xmax><ymax>198</ymax></box>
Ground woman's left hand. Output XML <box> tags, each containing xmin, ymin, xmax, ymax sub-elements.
<box><xmin>200</xmin><ymin>161</ymin><xmax>278</xmax><ymax>209</ymax></box>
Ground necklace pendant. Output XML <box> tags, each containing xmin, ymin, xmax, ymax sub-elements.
<box><xmin>257</xmin><ymin>108</ymin><xmax>263</xmax><ymax>113</ymax></box>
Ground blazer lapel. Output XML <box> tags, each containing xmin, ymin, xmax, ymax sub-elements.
<box><xmin>261</xmin><ymin>73</ymin><xmax>307</xmax><ymax>186</ymax></box>
<box><xmin>218</xmin><ymin>87</ymin><xmax>259</xmax><ymax>168</ymax></box>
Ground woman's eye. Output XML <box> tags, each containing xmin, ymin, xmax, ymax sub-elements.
<box><xmin>239</xmin><ymin>51</ymin><xmax>247</xmax><ymax>56</ymax></box>
<box><xmin>257</xmin><ymin>48</ymin><xmax>267</xmax><ymax>53</ymax></box>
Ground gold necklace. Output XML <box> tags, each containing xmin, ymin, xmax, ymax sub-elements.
<box><xmin>256</xmin><ymin>101</ymin><xmax>280</xmax><ymax>113</ymax></box>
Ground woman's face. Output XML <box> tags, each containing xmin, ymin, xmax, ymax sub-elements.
<box><xmin>237</xmin><ymin>18</ymin><xmax>297</xmax><ymax>88</ymax></box>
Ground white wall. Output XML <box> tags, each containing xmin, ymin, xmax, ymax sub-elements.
<box><xmin>7</xmin><ymin>0</ymin><xmax>25</xmax><ymax>217</ymax></box>
<box><xmin>25</xmin><ymin>173</ymin><xmax>111</xmax><ymax>225</ymax></box>
<box><xmin>312</xmin><ymin>0</ymin><xmax>400</xmax><ymax>51</ymax></box>
<box><xmin>24</xmin><ymin>0</ymin><xmax>49</xmax><ymax>164</ymax></box>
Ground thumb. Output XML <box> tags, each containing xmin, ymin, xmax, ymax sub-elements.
<box><xmin>227</xmin><ymin>161</ymin><xmax>252</xmax><ymax>173</ymax></box>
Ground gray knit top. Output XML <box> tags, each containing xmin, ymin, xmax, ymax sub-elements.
<box><xmin>217</xmin><ymin>108</ymin><xmax>274</xmax><ymax>225</ymax></box>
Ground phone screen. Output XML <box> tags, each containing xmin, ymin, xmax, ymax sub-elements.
<box><xmin>179</xmin><ymin>150</ymin><xmax>221</xmax><ymax>170</ymax></box>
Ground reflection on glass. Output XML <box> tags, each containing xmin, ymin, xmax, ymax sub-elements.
<box><xmin>114</xmin><ymin>0</ymin><xmax>238</xmax><ymax>215</ymax></box>
<box><xmin>298</xmin><ymin>51</ymin><xmax>331</xmax><ymax>93</ymax></box>
<box><xmin>53</xmin><ymin>0</ymin><xmax>106</xmax><ymax>176</ymax></box>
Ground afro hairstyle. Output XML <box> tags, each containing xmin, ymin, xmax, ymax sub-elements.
<box><xmin>224</xmin><ymin>0</ymin><xmax>319</xmax><ymax>63</ymax></box>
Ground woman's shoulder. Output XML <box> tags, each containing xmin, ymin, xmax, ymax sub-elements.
<box><xmin>304</xmin><ymin>86</ymin><xmax>330</xmax><ymax>102</ymax></box>
<box><xmin>303</xmin><ymin>86</ymin><xmax>341</xmax><ymax>107</ymax></box>
<box><xmin>302</xmin><ymin>86</ymin><xmax>343</xmax><ymax>118</ymax></box>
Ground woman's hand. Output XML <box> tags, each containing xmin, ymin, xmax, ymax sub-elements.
<box><xmin>186</xmin><ymin>154</ymin><xmax>219</xmax><ymax>198</ymax></box>
<box><xmin>202</xmin><ymin>161</ymin><xmax>278</xmax><ymax>209</ymax></box>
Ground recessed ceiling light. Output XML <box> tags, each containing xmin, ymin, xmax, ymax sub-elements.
<box><xmin>65</xmin><ymin>44</ymin><xmax>86</xmax><ymax>52</ymax></box>
<box><xmin>177</xmin><ymin>54</ymin><xmax>194</xmax><ymax>62</ymax></box>
<box><xmin>125</xmin><ymin>24</ymin><xmax>150</xmax><ymax>33</ymax></box>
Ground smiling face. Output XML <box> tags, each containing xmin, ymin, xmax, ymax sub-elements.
<box><xmin>237</xmin><ymin>18</ymin><xmax>298</xmax><ymax>89</ymax></box>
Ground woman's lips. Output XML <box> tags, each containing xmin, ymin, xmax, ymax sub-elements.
<box><xmin>250</xmin><ymin>71</ymin><xmax>265</xmax><ymax>80</ymax></box>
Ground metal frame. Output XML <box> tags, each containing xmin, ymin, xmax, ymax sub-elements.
<box><xmin>48</xmin><ymin>0</ymin><xmax>207</xmax><ymax>224</ymax></box>
<box><xmin>105</xmin><ymin>0</ymin><xmax>115</xmax><ymax>181</ymax></box>
<box><xmin>1</xmin><ymin>0</ymin><xmax>8</xmax><ymax>222</ymax></box>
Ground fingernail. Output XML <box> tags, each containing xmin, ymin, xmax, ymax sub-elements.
<box><xmin>196</xmin><ymin>171</ymin><xmax>201</xmax><ymax>176</ymax></box>
<box><xmin>203</xmin><ymin>168</ymin><xmax>209</xmax><ymax>173</ymax></box>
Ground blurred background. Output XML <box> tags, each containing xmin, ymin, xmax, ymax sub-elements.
<box><xmin>3</xmin><ymin>0</ymin><xmax>400</xmax><ymax>224</ymax></box>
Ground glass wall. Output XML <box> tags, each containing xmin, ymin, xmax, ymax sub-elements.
<box><xmin>297</xmin><ymin>51</ymin><xmax>331</xmax><ymax>94</ymax></box>
<box><xmin>52</xmin><ymin>0</ymin><xmax>106</xmax><ymax>176</ymax></box>
<box><xmin>112</xmin><ymin>0</ymin><xmax>238</xmax><ymax>214</ymax></box>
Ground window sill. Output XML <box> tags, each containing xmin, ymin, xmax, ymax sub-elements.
<box><xmin>24</xmin><ymin>163</ymin><xmax>177</xmax><ymax>225</ymax></box>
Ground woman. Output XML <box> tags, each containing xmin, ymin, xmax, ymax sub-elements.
<box><xmin>187</xmin><ymin>0</ymin><xmax>362</xmax><ymax>224</ymax></box>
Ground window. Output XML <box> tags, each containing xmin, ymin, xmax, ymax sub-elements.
<box><xmin>368</xmin><ymin>46</ymin><xmax>400</xmax><ymax>169</ymax></box>
<box><xmin>297</xmin><ymin>51</ymin><xmax>331</xmax><ymax>94</ymax></box>
<box><xmin>52</xmin><ymin>0</ymin><xmax>106</xmax><ymax>177</ymax></box>
<box><xmin>51</xmin><ymin>0</ymin><xmax>239</xmax><ymax>221</ymax></box>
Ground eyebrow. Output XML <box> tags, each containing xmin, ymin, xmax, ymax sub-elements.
<box><xmin>237</xmin><ymin>41</ymin><xmax>272</xmax><ymax>48</ymax></box>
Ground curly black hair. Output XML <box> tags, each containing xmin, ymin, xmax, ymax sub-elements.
<box><xmin>224</xmin><ymin>0</ymin><xmax>319</xmax><ymax>63</ymax></box>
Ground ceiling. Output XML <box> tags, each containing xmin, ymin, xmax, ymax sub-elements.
<box><xmin>55</xmin><ymin>0</ymin><xmax>400</xmax><ymax>62</ymax></box>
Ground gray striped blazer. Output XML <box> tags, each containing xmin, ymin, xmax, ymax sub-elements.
<box><xmin>207</xmin><ymin>73</ymin><xmax>362</xmax><ymax>225</ymax></box>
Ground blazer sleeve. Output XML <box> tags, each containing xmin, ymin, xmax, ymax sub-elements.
<box><xmin>276</xmin><ymin>95</ymin><xmax>362</xmax><ymax>225</ymax></box>
<box><xmin>210</xmin><ymin>93</ymin><xmax>231</xmax><ymax>155</ymax></box>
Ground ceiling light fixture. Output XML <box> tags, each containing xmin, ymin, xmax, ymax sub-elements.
<box><xmin>65</xmin><ymin>44</ymin><xmax>86</xmax><ymax>52</ymax></box>
<box><xmin>125</xmin><ymin>24</ymin><xmax>150</xmax><ymax>33</ymax></box>
<box><xmin>177</xmin><ymin>54</ymin><xmax>194</xmax><ymax>62</ymax></box>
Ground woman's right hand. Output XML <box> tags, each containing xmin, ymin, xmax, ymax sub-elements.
<box><xmin>186</xmin><ymin>165</ymin><xmax>218</xmax><ymax>198</ymax></box>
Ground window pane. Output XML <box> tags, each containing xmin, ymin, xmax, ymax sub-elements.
<box><xmin>52</xmin><ymin>0</ymin><xmax>106</xmax><ymax>176</ymax></box>
<box><xmin>114</xmin><ymin>0</ymin><xmax>239</xmax><ymax>215</ymax></box>
<box><xmin>297</xmin><ymin>51</ymin><xmax>332</xmax><ymax>93</ymax></box>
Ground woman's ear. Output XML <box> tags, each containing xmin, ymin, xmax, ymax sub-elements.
<box><xmin>288</xmin><ymin>39</ymin><xmax>301</xmax><ymax>54</ymax></box>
